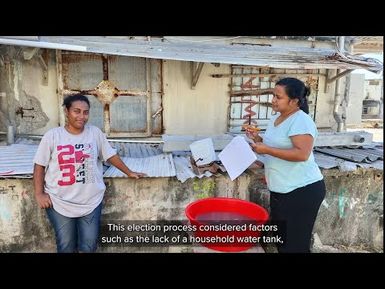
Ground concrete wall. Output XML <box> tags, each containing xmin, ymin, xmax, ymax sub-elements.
<box><xmin>315</xmin><ymin>169</ymin><xmax>383</xmax><ymax>251</ymax></box>
<box><xmin>0</xmin><ymin>174</ymin><xmax>251</xmax><ymax>252</ymax></box>
<box><xmin>163</xmin><ymin>60</ymin><xmax>230</xmax><ymax>135</ymax></box>
<box><xmin>314</xmin><ymin>70</ymin><xmax>363</xmax><ymax>130</ymax></box>
<box><xmin>251</xmin><ymin>168</ymin><xmax>383</xmax><ymax>252</ymax></box>
<box><xmin>0</xmin><ymin>169</ymin><xmax>382</xmax><ymax>252</ymax></box>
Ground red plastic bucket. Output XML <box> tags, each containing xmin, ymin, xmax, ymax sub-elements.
<box><xmin>185</xmin><ymin>197</ymin><xmax>269</xmax><ymax>252</ymax></box>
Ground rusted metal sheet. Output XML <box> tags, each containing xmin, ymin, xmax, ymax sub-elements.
<box><xmin>23</xmin><ymin>36</ymin><xmax>384</xmax><ymax>72</ymax></box>
<box><xmin>58</xmin><ymin>52</ymin><xmax>162</xmax><ymax>137</ymax></box>
<box><xmin>110</xmin><ymin>96</ymin><xmax>147</xmax><ymax>132</ymax></box>
<box><xmin>61</xmin><ymin>53</ymin><xmax>104</xmax><ymax>90</ymax></box>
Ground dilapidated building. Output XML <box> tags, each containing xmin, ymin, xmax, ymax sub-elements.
<box><xmin>0</xmin><ymin>36</ymin><xmax>383</xmax><ymax>252</ymax></box>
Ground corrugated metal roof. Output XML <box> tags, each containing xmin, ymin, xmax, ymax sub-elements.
<box><xmin>0</xmin><ymin>142</ymin><xmax>382</xmax><ymax>180</ymax></box>
<box><xmin>314</xmin><ymin>152</ymin><xmax>364</xmax><ymax>171</ymax></box>
<box><xmin>110</xmin><ymin>142</ymin><xmax>163</xmax><ymax>158</ymax></box>
<box><xmin>0</xmin><ymin>144</ymin><xmax>37</xmax><ymax>177</ymax></box>
<box><xmin>103</xmin><ymin>154</ymin><xmax>176</xmax><ymax>178</ymax></box>
<box><xmin>315</xmin><ymin>147</ymin><xmax>383</xmax><ymax>163</ymax></box>
<box><xmin>357</xmin><ymin>161</ymin><xmax>383</xmax><ymax>170</ymax></box>
<box><xmin>0</xmin><ymin>36</ymin><xmax>382</xmax><ymax>72</ymax></box>
<box><xmin>314</xmin><ymin>144</ymin><xmax>383</xmax><ymax>171</ymax></box>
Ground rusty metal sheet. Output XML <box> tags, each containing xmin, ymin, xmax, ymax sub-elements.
<box><xmin>59</xmin><ymin>52</ymin><xmax>162</xmax><ymax>137</ymax></box>
<box><xmin>37</xmin><ymin>37</ymin><xmax>383</xmax><ymax>72</ymax></box>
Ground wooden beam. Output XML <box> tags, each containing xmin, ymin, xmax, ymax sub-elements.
<box><xmin>191</xmin><ymin>62</ymin><xmax>204</xmax><ymax>89</ymax></box>
<box><xmin>39</xmin><ymin>49</ymin><xmax>49</xmax><ymax>86</ymax></box>
<box><xmin>324</xmin><ymin>69</ymin><xmax>333</xmax><ymax>93</ymax></box>
<box><xmin>22</xmin><ymin>47</ymin><xmax>39</xmax><ymax>60</ymax></box>
<box><xmin>231</xmin><ymin>88</ymin><xmax>273</xmax><ymax>96</ymax></box>
<box><xmin>326</xmin><ymin>69</ymin><xmax>354</xmax><ymax>84</ymax></box>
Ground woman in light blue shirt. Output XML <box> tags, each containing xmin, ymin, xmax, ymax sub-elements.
<box><xmin>246</xmin><ymin>77</ymin><xmax>325</xmax><ymax>253</ymax></box>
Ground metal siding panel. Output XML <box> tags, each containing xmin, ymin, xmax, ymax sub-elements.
<box><xmin>61</xmin><ymin>53</ymin><xmax>162</xmax><ymax>137</ymax></box>
<box><xmin>103</xmin><ymin>154</ymin><xmax>176</xmax><ymax>178</ymax></box>
<box><xmin>86</xmin><ymin>95</ymin><xmax>104</xmax><ymax>130</ymax></box>
<box><xmin>110</xmin><ymin>142</ymin><xmax>163</xmax><ymax>158</ymax></box>
<box><xmin>0</xmin><ymin>145</ymin><xmax>38</xmax><ymax>176</ymax></box>
<box><xmin>110</xmin><ymin>96</ymin><xmax>147</xmax><ymax>132</ymax></box>
<box><xmin>150</xmin><ymin>59</ymin><xmax>162</xmax><ymax>92</ymax></box>
<box><xmin>62</xmin><ymin>53</ymin><xmax>103</xmax><ymax>90</ymax></box>
<box><xmin>108</xmin><ymin>56</ymin><xmax>146</xmax><ymax>90</ymax></box>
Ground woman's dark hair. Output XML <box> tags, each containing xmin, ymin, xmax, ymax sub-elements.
<box><xmin>276</xmin><ymin>77</ymin><xmax>310</xmax><ymax>114</ymax></box>
<box><xmin>62</xmin><ymin>94</ymin><xmax>90</xmax><ymax>109</ymax></box>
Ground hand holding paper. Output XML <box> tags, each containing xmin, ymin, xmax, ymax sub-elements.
<box><xmin>218</xmin><ymin>136</ymin><xmax>257</xmax><ymax>181</ymax></box>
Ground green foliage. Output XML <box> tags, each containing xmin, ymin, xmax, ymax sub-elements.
<box><xmin>192</xmin><ymin>178</ymin><xmax>216</xmax><ymax>199</ymax></box>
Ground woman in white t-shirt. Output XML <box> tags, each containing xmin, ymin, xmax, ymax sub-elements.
<box><xmin>246</xmin><ymin>77</ymin><xmax>325</xmax><ymax>253</ymax></box>
<box><xmin>33</xmin><ymin>94</ymin><xmax>146</xmax><ymax>253</ymax></box>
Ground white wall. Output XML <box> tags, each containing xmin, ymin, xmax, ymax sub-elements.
<box><xmin>346</xmin><ymin>74</ymin><xmax>365</xmax><ymax>125</ymax></box>
<box><xmin>365</xmin><ymin>79</ymin><xmax>383</xmax><ymax>101</ymax></box>
<box><xmin>315</xmin><ymin>72</ymin><xmax>338</xmax><ymax>129</ymax></box>
<box><xmin>163</xmin><ymin>60</ymin><xmax>230</xmax><ymax>135</ymax></box>
<box><xmin>21</xmin><ymin>51</ymin><xmax>59</xmax><ymax>134</ymax></box>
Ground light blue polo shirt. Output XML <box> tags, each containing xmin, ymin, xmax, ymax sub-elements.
<box><xmin>262</xmin><ymin>110</ymin><xmax>323</xmax><ymax>193</ymax></box>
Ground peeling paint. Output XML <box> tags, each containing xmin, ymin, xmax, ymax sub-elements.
<box><xmin>0</xmin><ymin>197</ymin><xmax>11</xmax><ymax>221</ymax></box>
<box><xmin>338</xmin><ymin>188</ymin><xmax>347</xmax><ymax>218</ymax></box>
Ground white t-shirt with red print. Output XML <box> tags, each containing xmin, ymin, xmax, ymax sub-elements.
<box><xmin>33</xmin><ymin>125</ymin><xmax>116</xmax><ymax>217</ymax></box>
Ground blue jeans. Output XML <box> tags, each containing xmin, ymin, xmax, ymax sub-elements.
<box><xmin>46</xmin><ymin>202</ymin><xmax>103</xmax><ymax>253</ymax></box>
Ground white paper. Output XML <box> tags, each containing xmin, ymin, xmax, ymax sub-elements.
<box><xmin>189</xmin><ymin>138</ymin><xmax>216</xmax><ymax>166</ymax></box>
<box><xmin>218</xmin><ymin>136</ymin><xmax>257</xmax><ymax>181</ymax></box>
